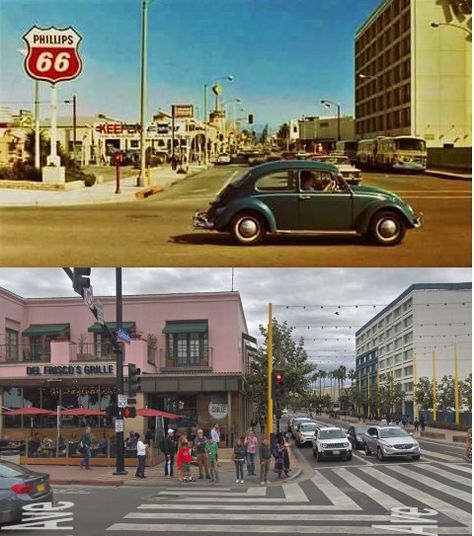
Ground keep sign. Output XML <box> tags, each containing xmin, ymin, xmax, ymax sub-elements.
<box><xmin>23</xmin><ymin>26</ymin><xmax>82</xmax><ymax>84</ymax></box>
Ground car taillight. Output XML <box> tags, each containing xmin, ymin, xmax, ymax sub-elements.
<box><xmin>11</xmin><ymin>483</ymin><xmax>33</xmax><ymax>494</ymax></box>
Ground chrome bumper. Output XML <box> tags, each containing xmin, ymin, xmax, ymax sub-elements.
<box><xmin>413</xmin><ymin>212</ymin><xmax>424</xmax><ymax>229</ymax></box>
<box><xmin>193</xmin><ymin>210</ymin><xmax>214</xmax><ymax>230</ymax></box>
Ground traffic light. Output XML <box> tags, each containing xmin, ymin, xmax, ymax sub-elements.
<box><xmin>128</xmin><ymin>363</ymin><xmax>141</xmax><ymax>397</ymax></box>
<box><xmin>248</xmin><ymin>114</ymin><xmax>254</xmax><ymax>124</ymax></box>
<box><xmin>72</xmin><ymin>268</ymin><xmax>91</xmax><ymax>298</ymax></box>
<box><xmin>123</xmin><ymin>406</ymin><xmax>136</xmax><ymax>419</ymax></box>
<box><xmin>271</xmin><ymin>369</ymin><xmax>285</xmax><ymax>400</ymax></box>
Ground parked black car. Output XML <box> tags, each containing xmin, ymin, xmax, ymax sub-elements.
<box><xmin>346</xmin><ymin>425</ymin><xmax>369</xmax><ymax>449</ymax></box>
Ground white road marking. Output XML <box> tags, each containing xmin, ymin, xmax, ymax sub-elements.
<box><xmin>414</xmin><ymin>463</ymin><xmax>472</xmax><ymax>486</ymax></box>
<box><xmin>437</xmin><ymin>462</ymin><xmax>473</xmax><ymax>473</ymax></box>
<box><xmin>282</xmin><ymin>482</ymin><xmax>310</xmax><ymax>502</ymax></box>
<box><xmin>155</xmin><ymin>488</ymin><xmax>267</xmax><ymax>497</ymax></box>
<box><xmin>421</xmin><ymin>449</ymin><xmax>462</xmax><ymax>462</ymax></box>
<box><xmin>310</xmin><ymin>470</ymin><xmax>360</xmax><ymax>510</ymax></box>
<box><xmin>138</xmin><ymin>503</ymin><xmax>357</xmax><ymax>511</ymax></box>
<box><xmin>126</xmin><ymin>512</ymin><xmax>391</xmax><ymax>521</ymax></box>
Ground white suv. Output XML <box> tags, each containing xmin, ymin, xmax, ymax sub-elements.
<box><xmin>312</xmin><ymin>427</ymin><xmax>352</xmax><ymax>461</ymax></box>
<box><xmin>295</xmin><ymin>422</ymin><xmax>319</xmax><ymax>447</ymax></box>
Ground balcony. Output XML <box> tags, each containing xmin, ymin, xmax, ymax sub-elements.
<box><xmin>70</xmin><ymin>342</ymin><xmax>115</xmax><ymax>362</ymax></box>
<box><xmin>159</xmin><ymin>348</ymin><xmax>213</xmax><ymax>372</ymax></box>
<box><xmin>0</xmin><ymin>344</ymin><xmax>51</xmax><ymax>363</ymax></box>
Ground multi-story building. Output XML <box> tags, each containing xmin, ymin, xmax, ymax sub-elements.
<box><xmin>355</xmin><ymin>282</ymin><xmax>471</xmax><ymax>418</ymax></box>
<box><xmin>298</xmin><ymin>116</ymin><xmax>355</xmax><ymax>152</ymax></box>
<box><xmin>0</xmin><ymin>287</ymin><xmax>256</xmax><ymax>444</ymax></box>
<box><xmin>355</xmin><ymin>0</ymin><xmax>471</xmax><ymax>164</ymax></box>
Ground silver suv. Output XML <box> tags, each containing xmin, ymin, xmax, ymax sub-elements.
<box><xmin>363</xmin><ymin>426</ymin><xmax>421</xmax><ymax>461</ymax></box>
<box><xmin>311</xmin><ymin>427</ymin><xmax>352</xmax><ymax>461</ymax></box>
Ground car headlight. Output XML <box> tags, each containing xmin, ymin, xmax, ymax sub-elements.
<box><xmin>344</xmin><ymin>442</ymin><xmax>350</xmax><ymax>448</ymax></box>
<box><xmin>412</xmin><ymin>440</ymin><xmax>419</xmax><ymax>447</ymax></box>
<box><xmin>378</xmin><ymin>440</ymin><xmax>391</xmax><ymax>447</ymax></box>
<box><xmin>322</xmin><ymin>443</ymin><xmax>328</xmax><ymax>448</ymax></box>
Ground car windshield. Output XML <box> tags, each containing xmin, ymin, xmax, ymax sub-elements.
<box><xmin>354</xmin><ymin>427</ymin><xmax>368</xmax><ymax>434</ymax></box>
<box><xmin>300</xmin><ymin>424</ymin><xmax>318</xmax><ymax>432</ymax></box>
<box><xmin>379</xmin><ymin>427</ymin><xmax>410</xmax><ymax>439</ymax></box>
<box><xmin>396</xmin><ymin>138</ymin><xmax>426</xmax><ymax>151</ymax></box>
<box><xmin>319</xmin><ymin>429</ymin><xmax>345</xmax><ymax>439</ymax></box>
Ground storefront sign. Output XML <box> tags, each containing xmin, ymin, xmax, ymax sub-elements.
<box><xmin>208</xmin><ymin>400</ymin><xmax>228</xmax><ymax>420</ymax></box>
<box><xmin>26</xmin><ymin>364</ymin><xmax>114</xmax><ymax>376</ymax></box>
<box><xmin>94</xmin><ymin>123</ymin><xmax>141</xmax><ymax>136</ymax></box>
<box><xmin>172</xmin><ymin>104</ymin><xmax>194</xmax><ymax>119</ymax></box>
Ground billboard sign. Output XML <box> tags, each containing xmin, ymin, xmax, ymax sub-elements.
<box><xmin>172</xmin><ymin>105</ymin><xmax>194</xmax><ymax>119</ymax></box>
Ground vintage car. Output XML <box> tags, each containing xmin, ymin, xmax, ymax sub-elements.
<box><xmin>312</xmin><ymin>155</ymin><xmax>362</xmax><ymax>185</ymax></box>
<box><xmin>193</xmin><ymin>160</ymin><xmax>423</xmax><ymax>246</ymax></box>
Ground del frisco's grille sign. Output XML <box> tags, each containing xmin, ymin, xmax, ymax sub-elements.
<box><xmin>27</xmin><ymin>364</ymin><xmax>114</xmax><ymax>376</ymax></box>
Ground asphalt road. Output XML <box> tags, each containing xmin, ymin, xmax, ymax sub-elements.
<box><xmin>0</xmin><ymin>166</ymin><xmax>470</xmax><ymax>267</ymax></box>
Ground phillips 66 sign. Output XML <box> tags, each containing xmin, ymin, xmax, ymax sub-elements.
<box><xmin>22</xmin><ymin>26</ymin><xmax>82</xmax><ymax>84</ymax></box>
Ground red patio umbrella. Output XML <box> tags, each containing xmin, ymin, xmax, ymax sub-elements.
<box><xmin>60</xmin><ymin>408</ymin><xmax>106</xmax><ymax>416</ymax></box>
<box><xmin>3</xmin><ymin>407</ymin><xmax>56</xmax><ymax>415</ymax></box>
<box><xmin>136</xmin><ymin>408</ymin><xmax>180</xmax><ymax>419</ymax></box>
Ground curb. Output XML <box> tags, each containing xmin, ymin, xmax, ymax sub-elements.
<box><xmin>51</xmin><ymin>479</ymin><xmax>124</xmax><ymax>486</ymax></box>
<box><xmin>424</xmin><ymin>170</ymin><xmax>472</xmax><ymax>181</ymax></box>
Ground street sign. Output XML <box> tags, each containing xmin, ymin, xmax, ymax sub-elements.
<box><xmin>117</xmin><ymin>394</ymin><xmax>127</xmax><ymax>408</ymax></box>
<box><xmin>115</xmin><ymin>419</ymin><xmax>124</xmax><ymax>433</ymax></box>
<box><xmin>116</xmin><ymin>328</ymin><xmax>131</xmax><ymax>344</ymax></box>
<box><xmin>23</xmin><ymin>26</ymin><xmax>83</xmax><ymax>84</ymax></box>
<box><xmin>172</xmin><ymin>104</ymin><xmax>194</xmax><ymax>118</ymax></box>
<box><xmin>83</xmin><ymin>286</ymin><xmax>94</xmax><ymax>308</ymax></box>
<box><xmin>95</xmin><ymin>301</ymin><xmax>105</xmax><ymax>325</ymax></box>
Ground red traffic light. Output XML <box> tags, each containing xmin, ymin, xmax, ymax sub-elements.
<box><xmin>275</xmin><ymin>372</ymin><xmax>283</xmax><ymax>382</ymax></box>
<box><xmin>123</xmin><ymin>406</ymin><xmax>136</xmax><ymax>418</ymax></box>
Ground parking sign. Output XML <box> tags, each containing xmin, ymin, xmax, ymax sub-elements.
<box><xmin>23</xmin><ymin>26</ymin><xmax>83</xmax><ymax>84</ymax></box>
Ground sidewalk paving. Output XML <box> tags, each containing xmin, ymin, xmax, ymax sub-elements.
<box><xmin>0</xmin><ymin>164</ymin><xmax>207</xmax><ymax>207</ymax></box>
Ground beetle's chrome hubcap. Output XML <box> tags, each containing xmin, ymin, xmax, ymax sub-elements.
<box><xmin>379</xmin><ymin>219</ymin><xmax>397</xmax><ymax>238</ymax></box>
<box><xmin>239</xmin><ymin>219</ymin><xmax>258</xmax><ymax>238</ymax></box>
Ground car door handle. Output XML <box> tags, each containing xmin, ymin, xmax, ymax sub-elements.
<box><xmin>299</xmin><ymin>194</ymin><xmax>311</xmax><ymax>200</ymax></box>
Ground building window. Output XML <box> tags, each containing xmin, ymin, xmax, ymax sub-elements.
<box><xmin>394</xmin><ymin>353</ymin><xmax>402</xmax><ymax>365</ymax></box>
<box><xmin>94</xmin><ymin>333</ymin><xmax>115</xmax><ymax>359</ymax></box>
<box><xmin>404</xmin><ymin>332</ymin><xmax>413</xmax><ymax>344</ymax></box>
<box><xmin>403</xmin><ymin>382</ymin><xmax>413</xmax><ymax>393</ymax></box>
<box><xmin>394</xmin><ymin>368</ymin><xmax>402</xmax><ymax>379</ymax></box>
<box><xmin>404</xmin><ymin>366</ymin><xmax>413</xmax><ymax>376</ymax></box>
<box><xmin>5</xmin><ymin>328</ymin><xmax>19</xmax><ymax>361</ymax></box>
<box><xmin>166</xmin><ymin>331</ymin><xmax>209</xmax><ymax>367</ymax></box>
<box><xmin>404</xmin><ymin>315</ymin><xmax>413</xmax><ymax>328</ymax></box>
<box><xmin>404</xmin><ymin>349</ymin><xmax>413</xmax><ymax>361</ymax></box>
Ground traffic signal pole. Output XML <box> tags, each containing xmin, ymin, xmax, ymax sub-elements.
<box><xmin>114</xmin><ymin>268</ymin><xmax>127</xmax><ymax>475</ymax></box>
<box><xmin>267</xmin><ymin>303</ymin><xmax>273</xmax><ymax>443</ymax></box>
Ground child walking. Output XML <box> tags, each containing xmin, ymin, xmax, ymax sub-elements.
<box><xmin>232</xmin><ymin>437</ymin><xmax>246</xmax><ymax>483</ymax></box>
<box><xmin>176</xmin><ymin>438</ymin><xmax>194</xmax><ymax>482</ymax></box>
<box><xmin>205</xmin><ymin>436</ymin><xmax>219</xmax><ymax>483</ymax></box>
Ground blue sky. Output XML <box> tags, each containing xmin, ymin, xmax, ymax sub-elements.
<box><xmin>0</xmin><ymin>0</ymin><xmax>382</xmax><ymax>128</ymax></box>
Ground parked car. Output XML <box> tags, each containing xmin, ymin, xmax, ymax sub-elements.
<box><xmin>289</xmin><ymin>416</ymin><xmax>313</xmax><ymax>437</ymax></box>
<box><xmin>0</xmin><ymin>460</ymin><xmax>53</xmax><ymax>527</ymax></box>
<box><xmin>216</xmin><ymin>153</ymin><xmax>231</xmax><ymax>165</ymax></box>
<box><xmin>312</xmin><ymin>155</ymin><xmax>362</xmax><ymax>185</ymax></box>
<box><xmin>312</xmin><ymin>427</ymin><xmax>352</xmax><ymax>461</ymax></box>
<box><xmin>248</xmin><ymin>153</ymin><xmax>267</xmax><ymax>166</ymax></box>
<box><xmin>363</xmin><ymin>426</ymin><xmax>421</xmax><ymax>461</ymax></box>
<box><xmin>346</xmin><ymin>425</ymin><xmax>369</xmax><ymax>450</ymax></box>
<box><xmin>295</xmin><ymin>422</ymin><xmax>320</xmax><ymax>447</ymax></box>
<box><xmin>193</xmin><ymin>160</ymin><xmax>423</xmax><ymax>246</ymax></box>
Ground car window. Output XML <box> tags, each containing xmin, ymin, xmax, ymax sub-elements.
<box><xmin>255</xmin><ymin>171</ymin><xmax>295</xmax><ymax>192</ymax></box>
<box><xmin>318</xmin><ymin>428</ymin><xmax>346</xmax><ymax>440</ymax></box>
<box><xmin>299</xmin><ymin>170</ymin><xmax>342</xmax><ymax>193</ymax></box>
<box><xmin>354</xmin><ymin>427</ymin><xmax>369</xmax><ymax>434</ymax></box>
<box><xmin>300</xmin><ymin>423</ymin><xmax>318</xmax><ymax>432</ymax></box>
<box><xmin>367</xmin><ymin>428</ymin><xmax>377</xmax><ymax>436</ymax></box>
<box><xmin>0</xmin><ymin>461</ymin><xmax>25</xmax><ymax>478</ymax></box>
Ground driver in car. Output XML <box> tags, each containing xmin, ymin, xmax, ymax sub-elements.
<box><xmin>301</xmin><ymin>170</ymin><xmax>335</xmax><ymax>192</ymax></box>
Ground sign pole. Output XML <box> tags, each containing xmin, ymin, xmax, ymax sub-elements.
<box><xmin>46</xmin><ymin>83</ymin><xmax>60</xmax><ymax>166</ymax></box>
<box><xmin>266</xmin><ymin>303</ymin><xmax>273</xmax><ymax>443</ymax></box>
<box><xmin>34</xmin><ymin>80</ymin><xmax>40</xmax><ymax>169</ymax></box>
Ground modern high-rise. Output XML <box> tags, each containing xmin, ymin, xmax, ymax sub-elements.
<box><xmin>354</xmin><ymin>0</ymin><xmax>471</xmax><ymax>151</ymax></box>
<box><xmin>355</xmin><ymin>282</ymin><xmax>472</xmax><ymax>417</ymax></box>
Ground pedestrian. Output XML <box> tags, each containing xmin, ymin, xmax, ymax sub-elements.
<box><xmin>205</xmin><ymin>436</ymin><xmax>219</xmax><ymax>483</ymax></box>
<box><xmin>79</xmin><ymin>425</ymin><xmax>92</xmax><ymax>470</ymax></box>
<box><xmin>135</xmin><ymin>433</ymin><xmax>148</xmax><ymax>479</ymax></box>
<box><xmin>282</xmin><ymin>434</ymin><xmax>291</xmax><ymax>475</ymax></box>
<box><xmin>211</xmin><ymin>424</ymin><xmax>221</xmax><ymax>464</ymax></box>
<box><xmin>232</xmin><ymin>437</ymin><xmax>246</xmax><ymax>483</ymax></box>
<box><xmin>244</xmin><ymin>429</ymin><xmax>258</xmax><ymax>476</ymax></box>
<box><xmin>463</xmin><ymin>428</ymin><xmax>472</xmax><ymax>461</ymax></box>
<box><xmin>414</xmin><ymin>418</ymin><xmax>419</xmax><ymax>432</ymax></box>
<box><xmin>419</xmin><ymin>415</ymin><xmax>426</xmax><ymax>433</ymax></box>
<box><xmin>176</xmin><ymin>437</ymin><xmax>194</xmax><ymax>482</ymax></box>
<box><xmin>259</xmin><ymin>414</ymin><xmax>265</xmax><ymax>435</ymax></box>
<box><xmin>272</xmin><ymin>439</ymin><xmax>285</xmax><ymax>479</ymax></box>
<box><xmin>194</xmin><ymin>428</ymin><xmax>211</xmax><ymax>480</ymax></box>
<box><xmin>259</xmin><ymin>436</ymin><xmax>271</xmax><ymax>485</ymax></box>
<box><xmin>250</xmin><ymin>417</ymin><xmax>257</xmax><ymax>432</ymax></box>
<box><xmin>164</xmin><ymin>428</ymin><xmax>177</xmax><ymax>478</ymax></box>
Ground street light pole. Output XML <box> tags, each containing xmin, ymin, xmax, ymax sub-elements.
<box><xmin>321</xmin><ymin>99</ymin><xmax>341</xmax><ymax>141</ymax></box>
<box><xmin>138</xmin><ymin>0</ymin><xmax>149</xmax><ymax>187</ymax></box>
<box><xmin>64</xmin><ymin>95</ymin><xmax>77</xmax><ymax>161</ymax></box>
<box><xmin>430</xmin><ymin>21</ymin><xmax>472</xmax><ymax>36</ymax></box>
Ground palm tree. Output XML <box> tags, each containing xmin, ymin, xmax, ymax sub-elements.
<box><xmin>319</xmin><ymin>370</ymin><xmax>327</xmax><ymax>398</ymax></box>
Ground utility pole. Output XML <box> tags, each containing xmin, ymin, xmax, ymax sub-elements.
<box><xmin>267</xmin><ymin>303</ymin><xmax>273</xmax><ymax>443</ymax></box>
<box><xmin>138</xmin><ymin>0</ymin><xmax>149</xmax><ymax>186</ymax></box>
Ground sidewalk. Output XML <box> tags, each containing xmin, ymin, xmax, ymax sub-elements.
<box><xmin>425</xmin><ymin>168</ymin><xmax>471</xmax><ymax>180</ymax></box>
<box><xmin>0</xmin><ymin>164</ymin><xmax>207</xmax><ymax>207</ymax></box>
<box><xmin>27</xmin><ymin>444</ymin><xmax>302</xmax><ymax>487</ymax></box>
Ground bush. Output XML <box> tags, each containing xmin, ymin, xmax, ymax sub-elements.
<box><xmin>83</xmin><ymin>173</ymin><xmax>96</xmax><ymax>187</ymax></box>
<box><xmin>428</xmin><ymin>421</ymin><xmax>470</xmax><ymax>432</ymax></box>
<box><xmin>0</xmin><ymin>161</ymin><xmax>41</xmax><ymax>182</ymax></box>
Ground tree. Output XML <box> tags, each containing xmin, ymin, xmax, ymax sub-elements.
<box><xmin>415</xmin><ymin>377</ymin><xmax>434</xmax><ymax>411</ymax></box>
<box><xmin>259</xmin><ymin>124</ymin><xmax>269</xmax><ymax>144</ymax></box>
<box><xmin>460</xmin><ymin>373</ymin><xmax>472</xmax><ymax>408</ymax></box>
<box><xmin>276</xmin><ymin>123</ymin><xmax>290</xmax><ymax>149</ymax></box>
<box><xmin>247</xmin><ymin>318</ymin><xmax>317</xmax><ymax>413</ymax></box>
<box><xmin>437</xmin><ymin>375</ymin><xmax>455</xmax><ymax>412</ymax></box>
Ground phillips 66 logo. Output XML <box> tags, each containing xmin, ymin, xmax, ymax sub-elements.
<box><xmin>22</xmin><ymin>26</ymin><xmax>82</xmax><ymax>84</ymax></box>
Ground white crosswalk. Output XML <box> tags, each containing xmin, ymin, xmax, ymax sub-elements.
<box><xmin>107</xmin><ymin>462</ymin><xmax>472</xmax><ymax>534</ymax></box>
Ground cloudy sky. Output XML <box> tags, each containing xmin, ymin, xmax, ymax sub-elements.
<box><xmin>0</xmin><ymin>268</ymin><xmax>470</xmax><ymax>378</ymax></box>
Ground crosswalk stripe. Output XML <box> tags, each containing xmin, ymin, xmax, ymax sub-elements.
<box><xmin>137</xmin><ymin>504</ymin><xmax>357</xmax><ymax>511</ymax></box>
<box><xmin>421</xmin><ymin>449</ymin><xmax>461</xmax><ymax>462</ymax></box>
<box><xmin>125</xmin><ymin>513</ymin><xmax>391</xmax><ymax>521</ymax></box>
<box><xmin>106</xmin><ymin>523</ymin><xmax>472</xmax><ymax>533</ymax></box>
<box><xmin>336</xmin><ymin>468</ymin><xmax>405</xmax><ymax>510</ymax></box>
<box><xmin>310</xmin><ymin>471</ymin><xmax>360</xmax><ymax>510</ymax></box>
<box><xmin>282</xmin><ymin>482</ymin><xmax>310</xmax><ymax>502</ymax></box>
<box><xmin>155</xmin><ymin>488</ymin><xmax>267</xmax><ymax>497</ymax></box>
<box><xmin>364</xmin><ymin>467</ymin><xmax>471</xmax><ymax>526</ymax></box>
<box><xmin>385</xmin><ymin>465</ymin><xmax>472</xmax><ymax>503</ymax></box>
<box><xmin>414</xmin><ymin>463</ymin><xmax>473</xmax><ymax>487</ymax></box>
<box><xmin>437</xmin><ymin>462</ymin><xmax>472</xmax><ymax>473</ymax></box>
<box><xmin>159</xmin><ymin>497</ymin><xmax>299</xmax><ymax>503</ymax></box>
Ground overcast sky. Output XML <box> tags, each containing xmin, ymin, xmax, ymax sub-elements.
<box><xmin>0</xmin><ymin>268</ymin><xmax>470</xmax><ymax>377</ymax></box>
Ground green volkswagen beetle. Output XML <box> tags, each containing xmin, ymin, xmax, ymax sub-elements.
<box><xmin>193</xmin><ymin>160</ymin><xmax>423</xmax><ymax>246</ymax></box>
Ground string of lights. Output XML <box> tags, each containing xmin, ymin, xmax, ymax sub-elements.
<box><xmin>274</xmin><ymin>301</ymin><xmax>470</xmax><ymax>309</ymax></box>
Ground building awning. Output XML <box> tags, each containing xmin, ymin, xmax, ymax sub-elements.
<box><xmin>163</xmin><ymin>321</ymin><xmax>208</xmax><ymax>334</ymax></box>
<box><xmin>22</xmin><ymin>324</ymin><xmax>70</xmax><ymax>337</ymax></box>
<box><xmin>88</xmin><ymin>322</ymin><xmax>136</xmax><ymax>334</ymax></box>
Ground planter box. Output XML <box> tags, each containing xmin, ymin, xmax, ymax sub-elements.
<box><xmin>421</xmin><ymin>431</ymin><xmax>446</xmax><ymax>439</ymax></box>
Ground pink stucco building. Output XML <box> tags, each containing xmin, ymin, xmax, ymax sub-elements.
<box><xmin>0</xmin><ymin>287</ymin><xmax>257</xmax><ymax>443</ymax></box>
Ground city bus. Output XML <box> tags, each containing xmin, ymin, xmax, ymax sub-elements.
<box><xmin>356</xmin><ymin>138</ymin><xmax>377</xmax><ymax>168</ymax></box>
<box><xmin>334</xmin><ymin>140</ymin><xmax>358</xmax><ymax>163</ymax></box>
<box><xmin>375</xmin><ymin>136</ymin><xmax>427</xmax><ymax>172</ymax></box>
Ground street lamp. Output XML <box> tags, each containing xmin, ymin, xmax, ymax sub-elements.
<box><xmin>138</xmin><ymin>0</ymin><xmax>152</xmax><ymax>187</ymax></box>
<box><xmin>321</xmin><ymin>99</ymin><xmax>341</xmax><ymax>141</ymax></box>
<box><xmin>64</xmin><ymin>95</ymin><xmax>77</xmax><ymax>161</ymax></box>
<box><xmin>430</xmin><ymin>21</ymin><xmax>472</xmax><ymax>36</ymax></box>
<box><xmin>203</xmin><ymin>75</ymin><xmax>233</xmax><ymax>165</ymax></box>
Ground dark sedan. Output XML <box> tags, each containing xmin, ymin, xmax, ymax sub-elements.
<box><xmin>346</xmin><ymin>425</ymin><xmax>369</xmax><ymax>449</ymax></box>
<box><xmin>0</xmin><ymin>460</ymin><xmax>53</xmax><ymax>527</ymax></box>
<box><xmin>193</xmin><ymin>160</ymin><xmax>423</xmax><ymax>246</ymax></box>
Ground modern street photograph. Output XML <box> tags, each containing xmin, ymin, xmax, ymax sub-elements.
<box><xmin>0</xmin><ymin>0</ymin><xmax>471</xmax><ymax>266</ymax></box>
<box><xmin>0</xmin><ymin>267</ymin><xmax>471</xmax><ymax>535</ymax></box>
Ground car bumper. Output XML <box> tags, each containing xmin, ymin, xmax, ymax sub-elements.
<box><xmin>193</xmin><ymin>210</ymin><xmax>215</xmax><ymax>230</ymax></box>
<box><xmin>380</xmin><ymin>446</ymin><xmax>420</xmax><ymax>457</ymax></box>
<box><xmin>320</xmin><ymin>448</ymin><xmax>351</xmax><ymax>457</ymax></box>
<box><xmin>412</xmin><ymin>212</ymin><xmax>424</xmax><ymax>229</ymax></box>
<box><xmin>0</xmin><ymin>490</ymin><xmax>54</xmax><ymax>526</ymax></box>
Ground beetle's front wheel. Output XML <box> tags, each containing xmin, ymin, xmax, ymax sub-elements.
<box><xmin>368</xmin><ymin>211</ymin><xmax>406</xmax><ymax>246</ymax></box>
